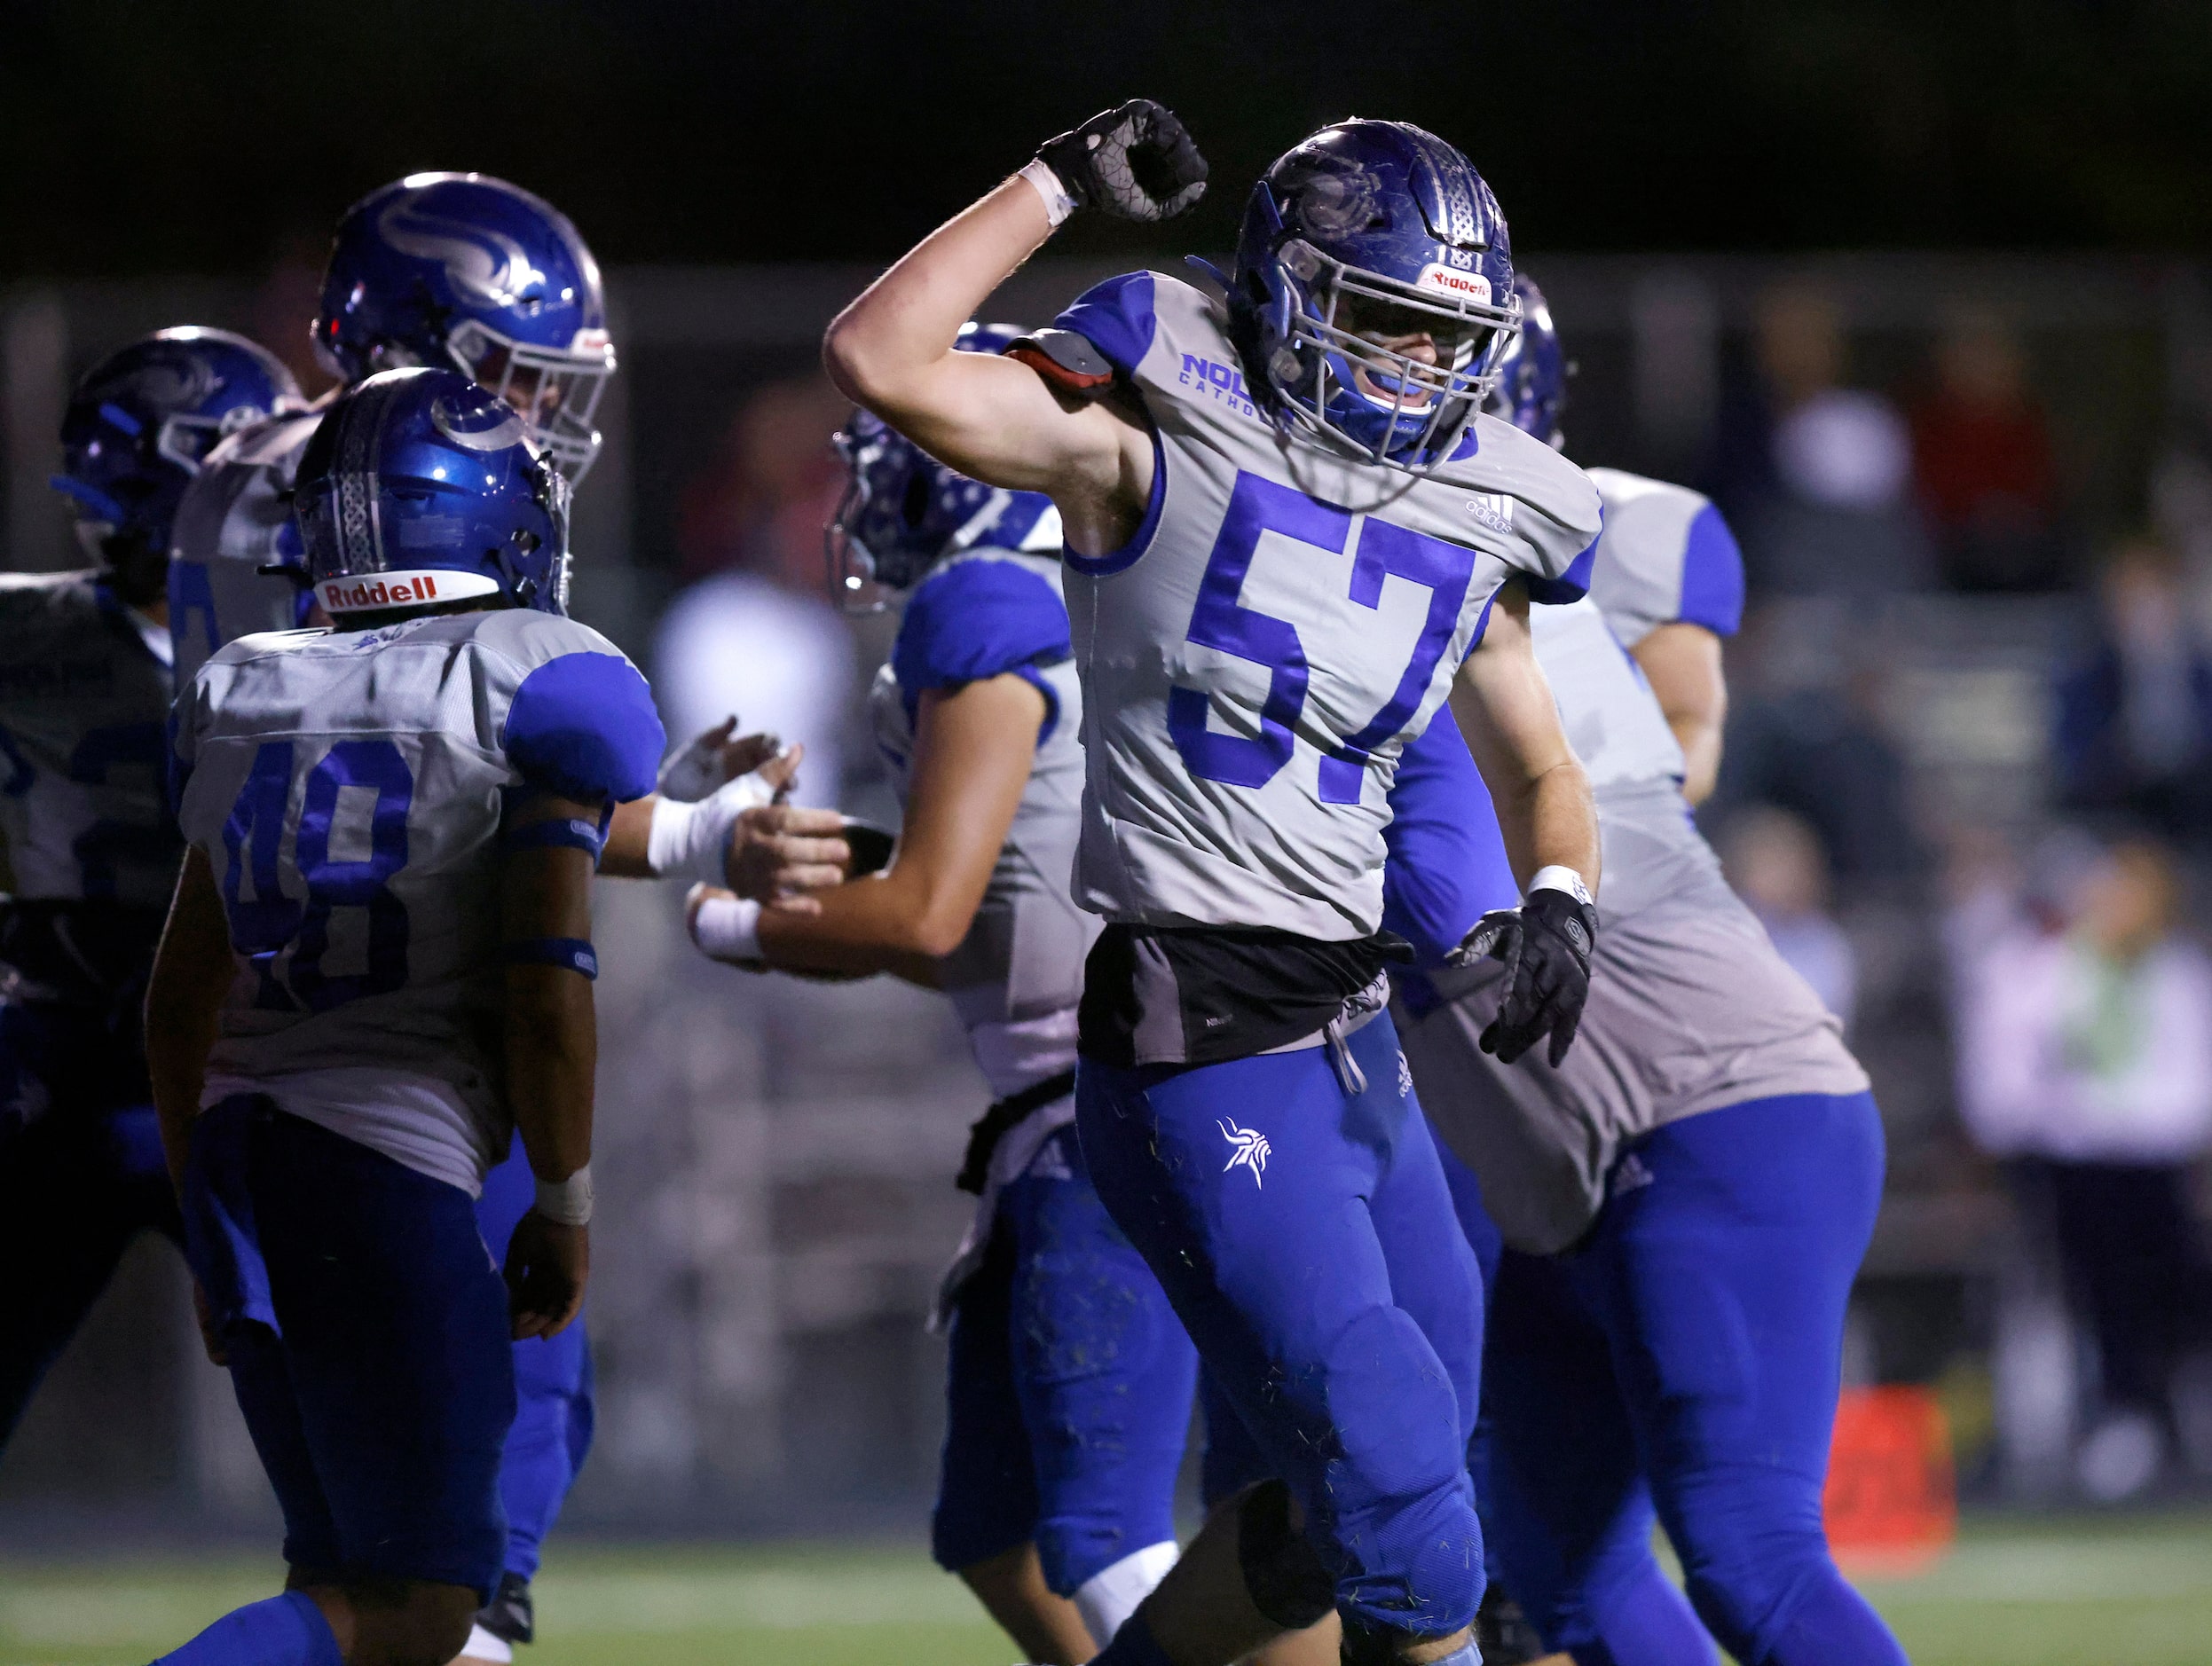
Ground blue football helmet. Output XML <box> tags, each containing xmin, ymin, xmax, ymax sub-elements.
<box><xmin>294</xmin><ymin>367</ymin><xmax>571</xmax><ymax>619</ymax></box>
<box><xmin>52</xmin><ymin>326</ymin><xmax>302</xmax><ymax>604</ymax></box>
<box><xmin>1484</xmin><ymin>274</ymin><xmax>1568</xmax><ymax>448</ymax></box>
<box><xmin>1228</xmin><ymin>119</ymin><xmax>1521</xmax><ymax>473</ymax></box>
<box><xmin>826</xmin><ymin>322</ymin><xmax>1060</xmax><ymax>611</ymax></box>
<box><xmin>313</xmin><ymin>172</ymin><xmax>615</xmax><ymax>482</ymax></box>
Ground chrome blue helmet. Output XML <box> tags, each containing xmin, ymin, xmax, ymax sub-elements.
<box><xmin>295</xmin><ymin>368</ymin><xmax>571</xmax><ymax>620</ymax></box>
<box><xmin>1228</xmin><ymin>119</ymin><xmax>1520</xmax><ymax>474</ymax></box>
<box><xmin>52</xmin><ymin>326</ymin><xmax>301</xmax><ymax>605</ymax></box>
<box><xmin>1484</xmin><ymin>274</ymin><xmax>1568</xmax><ymax>448</ymax></box>
<box><xmin>313</xmin><ymin>172</ymin><xmax>615</xmax><ymax>482</ymax></box>
<box><xmin>826</xmin><ymin>323</ymin><xmax>1060</xmax><ymax>611</ymax></box>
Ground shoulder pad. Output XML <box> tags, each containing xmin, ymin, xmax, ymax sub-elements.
<box><xmin>502</xmin><ymin>648</ymin><xmax>665</xmax><ymax>805</ymax></box>
<box><xmin>1008</xmin><ymin>329</ymin><xmax>1115</xmax><ymax>393</ymax></box>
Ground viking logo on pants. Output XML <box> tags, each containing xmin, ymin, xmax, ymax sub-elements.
<box><xmin>1219</xmin><ymin>1119</ymin><xmax>1271</xmax><ymax>1188</ymax></box>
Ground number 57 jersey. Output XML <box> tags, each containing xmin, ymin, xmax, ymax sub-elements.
<box><xmin>1047</xmin><ymin>272</ymin><xmax>1603</xmax><ymax>942</ymax></box>
<box><xmin>171</xmin><ymin>609</ymin><xmax>664</xmax><ymax>1194</ymax></box>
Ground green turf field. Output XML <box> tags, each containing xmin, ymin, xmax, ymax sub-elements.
<box><xmin>4</xmin><ymin>1511</ymin><xmax>2210</xmax><ymax>1665</ymax></box>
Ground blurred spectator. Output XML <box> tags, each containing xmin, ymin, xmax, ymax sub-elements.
<box><xmin>254</xmin><ymin>227</ymin><xmax>340</xmax><ymax>399</ymax></box>
<box><xmin>652</xmin><ymin>375</ymin><xmax>857</xmax><ymax>806</ymax></box>
<box><xmin>1909</xmin><ymin>310</ymin><xmax>2064</xmax><ymax>593</ymax></box>
<box><xmin>1721</xmin><ymin>805</ymin><xmax>1858</xmax><ymax>1029</ymax></box>
<box><xmin>1713</xmin><ymin>281</ymin><xmax>1933</xmax><ymax>599</ymax></box>
<box><xmin>1949</xmin><ymin>835</ymin><xmax>2212</xmax><ymax>1497</ymax></box>
<box><xmin>2053</xmin><ymin>537</ymin><xmax>2212</xmax><ymax>849</ymax></box>
<box><xmin>1707</xmin><ymin>601</ymin><xmax>1925</xmax><ymax>893</ymax></box>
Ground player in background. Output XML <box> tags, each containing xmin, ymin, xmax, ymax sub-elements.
<box><xmin>1384</xmin><ymin>281</ymin><xmax>1909</xmax><ymax>1666</ymax></box>
<box><xmin>169</xmin><ymin>172</ymin><xmax>616</xmax><ymax>690</ymax></box>
<box><xmin>823</xmin><ymin>104</ymin><xmax>1603</xmax><ymax>1666</ymax></box>
<box><xmin>146</xmin><ymin>368</ymin><xmax>664</xmax><ymax>1666</ymax></box>
<box><xmin>689</xmin><ymin>325</ymin><xmax>1196</xmax><ymax>1663</ymax></box>
<box><xmin>165</xmin><ymin>174</ymin><xmax>847</xmax><ymax>1662</ymax></box>
<box><xmin>0</xmin><ymin>328</ymin><xmax>300</xmax><ymax>1453</ymax></box>
<box><xmin>1486</xmin><ymin>279</ymin><xmax>1736</xmax><ymax>806</ymax></box>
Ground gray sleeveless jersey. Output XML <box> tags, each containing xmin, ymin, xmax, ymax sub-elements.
<box><xmin>1056</xmin><ymin>271</ymin><xmax>1602</xmax><ymax>941</ymax></box>
<box><xmin>173</xmin><ymin>608</ymin><xmax>661</xmax><ymax>1191</ymax></box>
<box><xmin>0</xmin><ymin>570</ymin><xmax>178</xmax><ymax>909</ymax></box>
<box><xmin>1394</xmin><ymin>478</ymin><xmax>1862</xmax><ymax>1254</ymax></box>
<box><xmin>868</xmin><ymin>547</ymin><xmax>1094</xmax><ymax>1099</ymax></box>
<box><xmin>168</xmin><ymin>408</ymin><xmax>324</xmax><ymax>690</ymax></box>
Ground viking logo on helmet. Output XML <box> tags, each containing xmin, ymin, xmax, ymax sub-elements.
<box><xmin>88</xmin><ymin>350</ymin><xmax>221</xmax><ymax>416</ymax></box>
<box><xmin>377</xmin><ymin>195</ymin><xmax>548</xmax><ymax>310</ymax></box>
<box><xmin>430</xmin><ymin>393</ymin><xmax>527</xmax><ymax>453</ymax></box>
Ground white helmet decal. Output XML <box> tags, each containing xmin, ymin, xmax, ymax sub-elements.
<box><xmin>376</xmin><ymin>195</ymin><xmax>547</xmax><ymax>308</ymax></box>
<box><xmin>429</xmin><ymin>393</ymin><xmax>526</xmax><ymax>453</ymax></box>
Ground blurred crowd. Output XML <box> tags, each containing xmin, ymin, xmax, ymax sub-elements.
<box><xmin>1683</xmin><ymin>277</ymin><xmax>2212</xmax><ymax>1502</ymax></box>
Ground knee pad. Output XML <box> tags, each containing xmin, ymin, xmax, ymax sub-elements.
<box><xmin>1236</xmin><ymin>1481</ymin><xmax>1335</xmax><ymax>1631</ymax></box>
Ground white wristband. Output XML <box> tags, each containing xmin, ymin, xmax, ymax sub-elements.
<box><xmin>644</xmin><ymin>766</ymin><xmax>777</xmax><ymax>882</ymax></box>
<box><xmin>689</xmin><ymin>886</ymin><xmax>764</xmax><ymax>963</ymax></box>
<box><xmin>1019</xmin><ymin>157</ymin><xmax>1078</xmax><ymax>227</ymax></box>
<box><xmin>1529</xmin><ymin>865</ymin><xmax>1594</xmax><ymax>908</ymax></box>
<box><xmin>531</xmin><ymin>1164</ymin><xmax>593</xmax><ymax>1227</ymax></box>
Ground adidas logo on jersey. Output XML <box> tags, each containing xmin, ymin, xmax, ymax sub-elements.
<box><xmin>1611</xmin><ymin>1151</ymin><xmax>1656</xmax><ymax>1198</ymax></box>
<box><xmin>1464</xmin><ymin>493</ymin><xmax>1515</xmax><ymax>536</ymax></box>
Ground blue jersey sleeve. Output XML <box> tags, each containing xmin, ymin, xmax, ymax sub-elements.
<box><xmin>503</xmin><ymin>651</ymin><xmax>666</xmax><ymax>804</ymax></box>
<box><xmin>1051</xmin><ymin>271</ymin><xmax>1160</xmax><ymax>377</ymax></box>
<box><xmin>1675</xmin><ymin>501</ymin><xmax>1746</xmax><ymax>636</ymax></box>
<box><xmin>893</xmin><ymin>559</ymin><xmax>1073</xmax><ymax>741</ymax></box>
<box><xmin>1523</xmin><ymin>530</ymin><xmax>1599</xmax><ymax>606</ymax></box>
<box><xmin>1382</xmin><ymin>713</ymin><xmax>1520</xmax><ymax>970</ymax></box>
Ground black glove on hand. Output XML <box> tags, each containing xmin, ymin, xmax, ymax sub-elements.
<box><xmin>1036</xmin><ymin>99</ymin><xmax>1208</xmax><ymax>222</ymax></box>
<box><xmin>1448</xmin><ymin>885</ymin><xmax>1597</xmax><ymax>1067</ymax></box>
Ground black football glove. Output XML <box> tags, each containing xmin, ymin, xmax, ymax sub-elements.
<box><xmin>1447</xmin><ymin>884</ymin><xmax>1597</xmax><ymax>1067</ymax></box>
<box><xmin>1036</xmin><ymin>99</ymin><xmax>1208</xmax><ymax>223</ymax></box>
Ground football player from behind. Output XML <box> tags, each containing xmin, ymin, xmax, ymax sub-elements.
<box><xmin>1383</xmin><ymin>281</ymin><xmax>1909</xmax><ymax>1666</ymax></box>
<box><xmin>690</xmin><ymin>325</ymin><xmax>1196</xmax><ymax>1663</ymax></box>
<box><xmin>0</xmin><ymin>328</ymin><xmax>298</xmax><ymax>1453</ymax></box>
<box><xmin>165</xmin><ymin>174</ymin><xmax>847</xmax><ymax>1664</ymax></box>
<box><xmin>823</xmin><ymin>105</ymin><xmax>1604</xmax><ymax>1666</ymax></box>
<box><xmin>146</xmin><ymin>368</ymin><xmax>665</xmax><ymax>1666</ymax></box>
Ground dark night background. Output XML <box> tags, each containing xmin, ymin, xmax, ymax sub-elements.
<box><xmin>3</xmin><ymin>0</ymin><xmax>2208</xmax><ymax>279</ymax></box>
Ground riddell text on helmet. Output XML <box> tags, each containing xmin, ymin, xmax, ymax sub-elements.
<box><xmin>320</xmin><ymin>573</ymin><xmax>454</xmax><ymax>611</ymax></box>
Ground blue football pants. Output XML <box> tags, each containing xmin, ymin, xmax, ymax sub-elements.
<box><xmin>185</xmin><ymin>1100</ymin><xmax>515</xmax><ymax>1601</ymax></box>
<box><xmin>933</xmin><ymin>1125</ymin><xmax>1198</xmax><ymax>1595</ymax></box>
<box><xmin>474</xmin><ymin>1140</ymin><xmax>596</xmax><ymax>1584</ymax></box>
<box><xmin>1078</xmin><ymin>1012</ymin><xmax>1487</xmax><ymax>1643</ymax></box>
<box><xmin>1460</xmin><ymin>1091</ymin><xmax>1909</xmax><ymax>1666</ymax></box>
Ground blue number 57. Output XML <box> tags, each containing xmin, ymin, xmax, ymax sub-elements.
<box><xmin>1169</xmin><ymin>471</ymin><xmax>1480</xmax><ymax>800</ymax></box>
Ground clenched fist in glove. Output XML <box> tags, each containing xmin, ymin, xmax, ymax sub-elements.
<box><xmin>1447</xmin><ymin>875</ymin><xmax>1597</xmax><ymax>1067</ymax></box>
<box><xmin>1027</xmin><ymin>99</ymin><xmax>1208</xmax><ymax>224</ymax></box>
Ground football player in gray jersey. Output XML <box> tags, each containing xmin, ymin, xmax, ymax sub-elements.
<box><xmin>147</xmin><ymin>369</ymin><xmax>668</xmax><ymax>1666</ymax></box>
<box><xmin>824</xmin><ymin>105</ymin><xmax>1603</xmax><ymax>1666</ymax></box>
<box><xmin>1381</xmin><ymin>280</ymin><xmax>1908</xmax><ymax>1666</ymax></box>
<box><xmin>692</xmin><ymin>328</ymin><xmax>1196</xmax><ymax>1661</ymax></box>
<box><xmin>165</xmin><ymin>176</ymin><xmax>846</xmax><ymax>1663</ymax></box>
<box><xmin>169</xmin><ymin>172</ymin><xmax>619</xmax><ymax>693</ymax></box>
<box><xmin>0</xmin><ymin>328</ymin><xmax>298</xmax><ymax>1455</ymax></box>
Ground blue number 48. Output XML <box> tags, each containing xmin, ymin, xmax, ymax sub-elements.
<box><xmin>220</xmin><ymin>739</ymin><xmax>414</xmax><ymax>1012</ymax></box>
